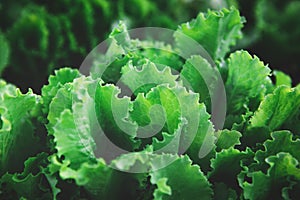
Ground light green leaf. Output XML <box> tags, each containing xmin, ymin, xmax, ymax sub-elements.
<box><xmin>91</xmin><ymin>22</ymin><xmax>183</xmax><ymax>82</ymax></box>
<box><xmin>44</xmin><ymin>172</ymin><xmax>61</xmax><ymax>200</ymax></box>
<box><xmin>175</xmin><ymin>7</ymin><xmax>244</xmax><ymax>61</ymax></box>
<box><xmin>49</xmin><ymin>77</ymin><xmax>101</xmax><ymax>169</ymax></box>
<box><xmin>130</xmin><ymin>84</ymin><xmax>215</xmax><ymax>164</ymax></box>
<box><xmin>180</xmin><ymin>55</ymin><xmax>218</xmax><ymax>108</ymax></box>
<box><xmin>250</xmin><ymin>85</ymin><xmax>300</xmax><ymax>131</ymax></box>
<box><xmin>225</xmin><ymin>50</ymin><xmax>271</xmax><ymax>114</ymax></box>
<box><xmin>130</xmin><ymin>85</ymin><xmax>182</xmax><ymax>148</ymax></box>
<box><xmin>0</xmin><ymin>82</ymin><xmax>42</xmax><ymax>175</ymax></box>
<box><xmin>42</xmin><ymin>68</ymin><xmax>81</xmax><ymax>115</ymax></box>
<box><xmin>186</xmin><ymin>102</ymin><xmax>215</xmax><ymax>170</ymax></box>
<box><xmin>273</xmin><ymin>70</ymin><xmax>292</xmax><ymax>87</ymax></box>
<box><xmin>95</xmin><ymin>83</ymin><xmax>140</xmax><ymax>151</ymax></box>
<box><xmin>120</xmin><ymin>60</ymin><xmax>178</xmax><ymax>96</ymax></box>
<box><xmin>47</xmin><ymin>83</ymin><xmax>73</xmax><ymax>132</ymax></box>
<box><xmin>152</xmin><ymin>122</ymin><xmax>185</xmax><ymax>154</ymax></box>
<box><xmin>53</xmin><ymin>109</ymin><xmax>96</xmax><ymax>169</ymax></box>
<box><xmin>215</xmin><ymin>129</ymin><xmax>242</xmax><ymax>151</ymax></box>
<box><xmin>110</xmin><ymin>150</ymin><xmax>153</xmax><ymax>172</ymax></box>
<box><xmin>240</xmin><ymin>170</ymin><xmax>271</xmax><ymax>200</ymax></box>
<box><xmin>0</xmin><ymin>80</ymin><xmax>16</xmax><ymax>97</ymax></box>
<box><xmin>266</xmin><ymin>153</ymin><xmax>300</xmax><ymax>180</ymax></box>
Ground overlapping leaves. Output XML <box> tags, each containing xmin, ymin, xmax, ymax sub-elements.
<box><xmin>1</xmin><ymin>6</ymin><xmax>300</xmax><ymax>200</ymax></box>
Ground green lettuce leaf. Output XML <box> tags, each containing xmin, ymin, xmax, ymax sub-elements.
<box><xmin>180</xmin><ymin>55</ymin><xmax>219</xmax><ymax>108</ymax></box>
<box><xmin>273</xmin><ymin>70</ymin><xmax>292</xmax><ymax>88</ymax></box>
<box><xmin>175</xmin><ymin>7</ymin><xmax>244</xmax><ymax>61</ymax></box>
<box><xmin>46</xmin><ymin>83</ymin><xmax>73</xmax><ymax>133</ymax></box>
<box><xmin>225</xmin><ymin>50</ymin><xmax>271</xmax><ymax>115</ymax></box>
<box><xmin>0</xmin><ymin>81</ymin><xmax>42</xmax><ymax>175</ymax></box>
<box><xmin>41</xmin><ymin>68</ymin><xmax>80</xmax><ymax>115</ymax></box>
<box><xmin>215</xmin><ymin>129</ymin><xmax>242</xmax><ymax>151</ymax></box>
<box><xmin>95</xmin><ymin>82</ymin><xmax>140</xmax><ymax>151</ymax></box>
<box><xmin>91</xmin><ymin>22</ymin><xmax>183</xmax><ymax>83</ymax></box>
<box><xmin>129</xmin><ymin>83</ymin><xmax>215</xmax><ymax>169</ymax></box>
<box><xmin>0</xmin><ymin>153</ymin><xmax>53</xmax><ymax>200</ymax></box>
<box><xmin>209</xmin><ymin>148</ymin><xmax>253</xmax><ymax>190</ymax></box>
<box><xmin>249</xmin><ymin>85</ymin><xmax>300</xmax><ymax>132</ymax></box>
<box><xmin>120</xmin><ymin>60</ymin><xmax>178</xmax><ymax>96</ymax></box>
<box><xmin>53</xmin><ymin>109</ymin><xmax>97</xmax><ymax>169</ymax></box>
<box><xmin>253</xmin><ymin>131</ymin><xmax>300</xmax><ymax>173</ymax></box>
<box><xmin>150</xmin><ymin>154</ymin><xmax>213</xmax><ymax>200</ymax></box>
<box><xmin>240</xmin><ymin>152</ymin><xmax>300</xmax><ymax>200</ymax></box>
<box><xmin>57</xmin><ymin>158</ymin><xmax>112</xmax><ymax>199</ymax></box>
<box><xmin>48</xmin><ymin>76</ymin><xmax>108</xmax><ymax>169</ymax></box>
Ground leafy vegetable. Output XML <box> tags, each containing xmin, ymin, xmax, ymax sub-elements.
<box><xmin>0</xmin><ymin>0</ymin><xmax>224</xmax><ymax>92</ymax></box>
<box><xmin>0</xmin><ymin>6</ymin><xmax>299</xmax><ymax>200</ymax></box>
<box><xmin>175</xmin><ymin>7</ymin><xmax>244</xmax><ymax>61</ymax></box>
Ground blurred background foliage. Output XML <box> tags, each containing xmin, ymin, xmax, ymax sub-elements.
<box><xmin>0</xmin><ymin>0</ymin><xmax>299</xmax><ymax>92</ymax></box>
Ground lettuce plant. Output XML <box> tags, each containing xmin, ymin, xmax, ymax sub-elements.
<box><xmin>230</xmin><ymin>0</ymin><xmax>300</xmax><ymax>83</ymax></box>
<box><xmin>0</xmin><ymin>0</ymin><xmax>227</xmax><ymax>92</ymax></box>
<box><xmin>0</xmin><ymin>7</ymin><xmax>300</xmax><ymax>200</ymax></box>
